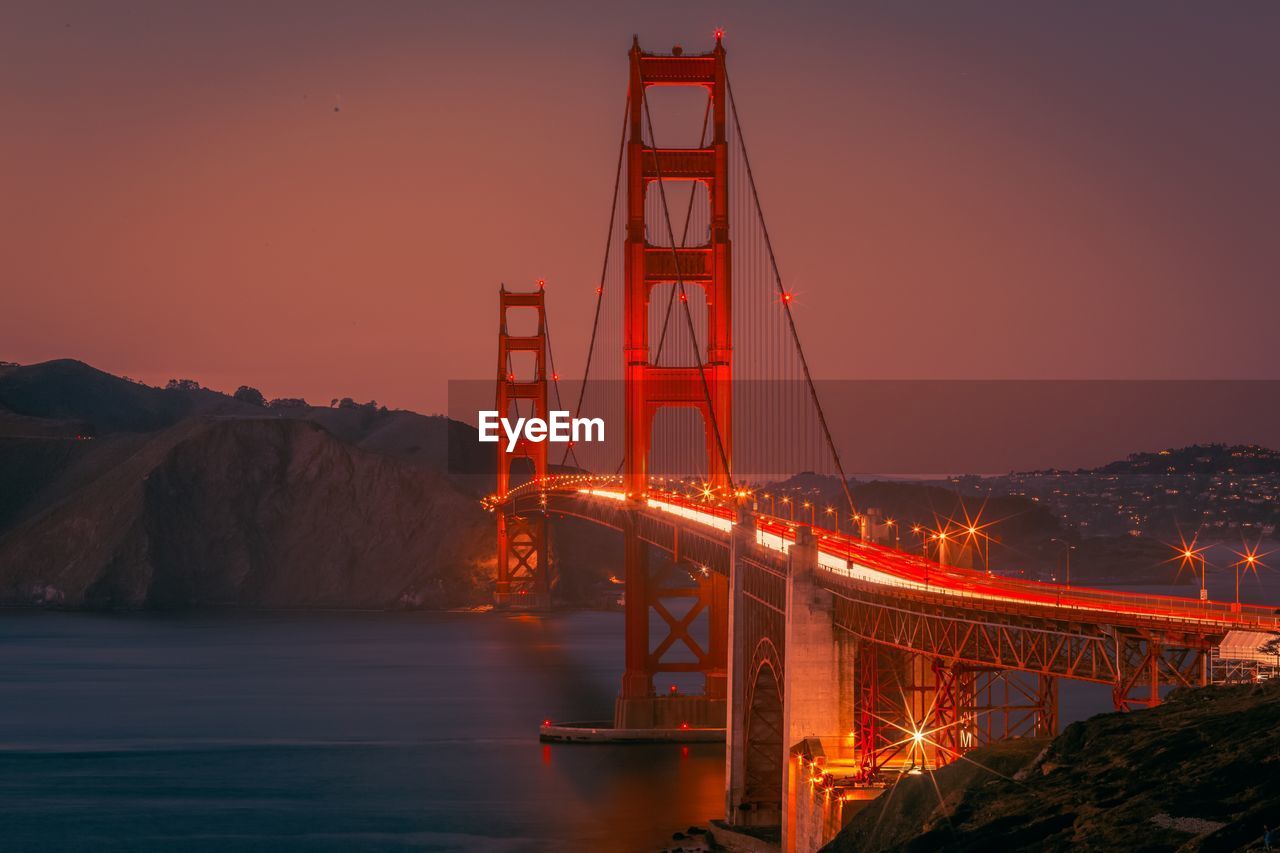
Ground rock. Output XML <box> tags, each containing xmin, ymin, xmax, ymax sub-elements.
<box><xmin>0</xmin><ymin>418</ymin><xmax>491</xmax><ymax>609</ymax></box>
<box><xmin>824</xmin><ymin>680</ymin><xmax>1280</xmax><ymax>852</ymax></box>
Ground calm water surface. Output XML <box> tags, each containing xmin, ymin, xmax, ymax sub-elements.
<box><xmin>0</xmin><ymin>611</ymin><xmax>723</xmax><ymax>852</ymax></box>
<box><xmin>2</xmin><ymin>568</ymin><xmax>1277</xmax><ymax>852</ymax></box>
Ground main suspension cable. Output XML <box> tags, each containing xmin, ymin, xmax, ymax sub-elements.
<box><xmin>541</xmin><ymin>295</ymin><xmax>575</xmax><ymax>468</ymax></box>
<box><xmin>561</xmin><ymin>92</ymin><xmax>630</xmax><ymax>468</ymax></box>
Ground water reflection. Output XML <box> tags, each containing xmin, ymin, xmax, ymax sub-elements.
<box><xmin>1</xmin><ymin>568</ymin><xmax>1276</xmax><ymax>850</ymax></box>
<box><xmin>0</xmin><ymin>611</ymin><xmax>723</xmax><ymax>852</ymax></box>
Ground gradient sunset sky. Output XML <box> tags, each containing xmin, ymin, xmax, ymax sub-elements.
<box><xmin>4</xmin><ymin>1</ymin><xmax>1278</xmax><ymax>414</ymax></box>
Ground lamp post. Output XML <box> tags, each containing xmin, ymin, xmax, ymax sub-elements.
<box><xmin>1177</xmin><ymin>545</ymin><xmax>1208</xmax><ymax>596</ymax></box>
<box><xmin>934</xmin><ymin>529</ymin><xmax>951</xmax><ymax>567</ymax></box>
<box><xmin>1236</xmin><ymin>555</ymin><xmax>1252</xmax><ymax>610</ymax></box>
<box><xmin>803</xmin><ymin>501</ymin><xmax>816</xmax><ymax>526</ymax></box>
<box><xmin>1185</xmin><ymin>548</ymin><xmax>1208</xmax><ymax>602</ymax></box>
<box><xmin>1230</xmin><ymin>547</ymin><xmax>1265</xmax><ymax>612</ymax></box>
<box><xmin>1173</xmin><ymin>535</ymin><xmax>1210</xmax><ymax>603</ymax></box>
<box><xmin>886</xmin><ymin>519</ymin><xmax>899</xmax><ymax>549</ymax></box>
<box><xmin>1050</xmin><ymin>537</ymin><xmax>1076</xmax><ymax>606</ymax></box>
<box><xmin>825</xmin><ymin>506</ymin><xmax>838</xmax><ymax>533</ymax></box>
<box><xmin>781</xmin><ymin>496</ymin><xmax>793</xmax><ymax>521</ymax></box>
<box><xmin>964</xmin><ymin>525</ymin><xmax>991</xmax><ymax>574</ymax></box>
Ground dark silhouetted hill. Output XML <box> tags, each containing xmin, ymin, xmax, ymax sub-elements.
<box><xmin>826</xmin><ymin>680</ymin><xmax>1280</xmax><ymax>852</ymax></box>
<box><xmin>0</xmin><ymin>360</ymin><xmax>498</xmax><ymax>609</ymax></box>
<box><xmin>0</xmin><ymin>359</ymin><xmax>250</xmax><ymax>433</ymax></box>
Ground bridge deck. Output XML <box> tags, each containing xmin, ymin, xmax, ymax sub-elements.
<box><xmin>499</xmin><ymin>477</ymin><xmax>1280</xmax><ymax>635</ymax></box>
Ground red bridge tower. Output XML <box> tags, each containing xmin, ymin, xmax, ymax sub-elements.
<box><xmin>617</xmin><ymin>35</ymin><xmax>732</xmax><ymax>728</ymax></box>
<box><xmin>494</xmin><ymin>284</ymin><xmax>551</xmax><ymax>608</ymax></box>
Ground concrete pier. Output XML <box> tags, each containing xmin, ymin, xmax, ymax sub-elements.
<box><xmin>781</xmin><ymin>526</ymin><xmax>846</xmax><ymax>853</ymax></box>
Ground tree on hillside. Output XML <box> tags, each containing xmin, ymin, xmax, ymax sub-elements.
<box><xmin>233</xmin><ymin>385</ymin><xmax>266</xmax><ymax>407</ymax></box>
<box><xmin>1261</xmin><ymin>635</ymin><xmax>1280</xmax><ymax>667</ymax></box>
<box><xmin>337</xmin><ymin>397</ymin><xmax>378</xmax><ymax>411</ymax></box>
<box><xmin>268</xmin><ymin>397</ymin><xmax>309</xmax><ymax>409</ymax></box>
<box><xmin>164</xmin><ymin>378</ymin><xmax>202</xmax><ymax>392</ymax></box>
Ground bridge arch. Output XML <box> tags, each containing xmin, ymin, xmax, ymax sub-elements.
<box><xmin>743</xmin><ymin>637</ymin><xmax>784</xmax><ymax>819</ymax></box>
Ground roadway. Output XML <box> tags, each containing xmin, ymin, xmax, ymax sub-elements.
<box><xmin>492</xmin><ymin>474</ymin><xmax>1280</xmax><ymax>635</ymax></box>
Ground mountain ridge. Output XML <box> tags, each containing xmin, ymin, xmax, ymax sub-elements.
<box><xmin>0</xmin><ymin>359</ymin><xmax>496</xmax><ymax>609</ymax></box>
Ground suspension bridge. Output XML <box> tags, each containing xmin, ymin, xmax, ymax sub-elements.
<box><xmin>484</xmin><ymin>35</ymin><xmax>1280</xmax><ymax>852</ymax></box>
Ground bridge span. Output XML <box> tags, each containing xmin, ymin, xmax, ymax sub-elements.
<box><xmin>484</xmin><ymin>33</ymin><xmax>1280</xmax><ymax>852</ymax></box>
<box><xmin>495</xmin><ymin>475</ymin><xmax>1280</xmax><ymax>850</ymax></box>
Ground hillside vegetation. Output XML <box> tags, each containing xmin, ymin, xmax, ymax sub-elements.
<box><xmin>0</xmin><ymin>360</ymin><xmax>496</xmax><ymax>609</ymax></box>
<box><xmin>827</xmin><ymin>680</ymin><xmax>1280</xmax><ymax>852</ymax></box>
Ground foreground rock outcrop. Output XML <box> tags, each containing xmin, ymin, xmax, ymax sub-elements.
<box><xmin>826</xmin><ymin>680</ymin><xmax>1280</xmax><ymax>852</ymax></box>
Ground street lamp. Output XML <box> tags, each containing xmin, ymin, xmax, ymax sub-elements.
<box><xmin>933</xmin><ymin>528</ymin><xmax>951</xmax><ymax>567</ymax></box>
<box><xmin>802</xmin><ymin>500</ymin><xmax>816</xmax><ymax>526</ymax></box>
<box><xmin>1174</xmin><ymin>536</ymin><xmax>1209</xmax><ymax>602</ymax></box>
<box><xmin>1236</xmin><ymin>554</ymin><xmax>1254</xmax><ymax>611</ymax></box>
<box><xmin>1050</xmin><ymin>537</ymin><xmax>1076</xmax><ymax>606</ymax></box>
<box><xmin>885</xmin><ymin>519</ymin><xmax>899</xmax><ymax>549</ymax></box>
<box><xmin>1230</xmin><ymin>544</ymin><xmax>1268</xmax><ymax>612</ymax></box>
<box><xmin>825</xmin><ymin>505</ymin><xmax>838</xmax><ymax>533</ymax></box>
<box><xmin>963</xmin><ymin>524</ymin><xmax>991</xmax><ymax>574</ymax></box>
<box><xmin>781</xmin><ymin>496</ymin><xmax>793</xmax><ymax>521</ymax></box>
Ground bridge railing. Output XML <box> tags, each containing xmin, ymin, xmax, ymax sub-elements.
<box><xmin>496</xmin><ymin>483</ymin><xmax>1280</xmax><ymax>633</ymax></box>
<box><xmin>784</xmin><ymin>517</ymin><xmax>1280</xmax><ymax>632</ymax></box>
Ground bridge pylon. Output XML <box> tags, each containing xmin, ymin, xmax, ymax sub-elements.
<box><xmin>615</xmin><ymin>34</ymin><xmax>733</xmax><ymax>729</ymax></box>
<box><xmin>494</xmin><ymin>284</ymin><xmax>552</xmax><ymax>608</ymax></box>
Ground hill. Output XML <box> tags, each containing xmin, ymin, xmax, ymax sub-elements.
<box><xmin>826</xmin><ymin>680</ymin><xmax>1280</xmax><ymax>852</ymax></box>
<box><xmin>0</xmin><ymin>358</ymin><xmax>252</xmax><ymax>433</ymax></box>
<box><xmin>0</xmin><ymin>360</ymin><xmax>498</xmax><ymax>609</ymax></box>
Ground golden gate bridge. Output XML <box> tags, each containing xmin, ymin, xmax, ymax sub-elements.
<box><xmin>484</xmin><ymin>34</ymin><xmax>1280</xmax><ymax>852</ymax></box>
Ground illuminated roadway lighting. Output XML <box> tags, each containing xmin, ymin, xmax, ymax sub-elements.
<box><xmin>554</xmin><ymin>480</ymin><xmax>1273</xmax><ymax>629</ymax></box>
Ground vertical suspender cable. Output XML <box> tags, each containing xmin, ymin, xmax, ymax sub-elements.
<box><xmin>726</xmin><ymin>70</ymin><xmax>856</xmax><ymax>517</ymax></box>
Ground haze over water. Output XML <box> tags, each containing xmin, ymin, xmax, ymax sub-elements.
<box><xmin>0</xmin><ymin>611</ymin><xmax>722</xmax><ymax>852</ymax></box>
<box><xmin>1</xmin><ymin>568</ymin><xmax>1276</xmax><ymax>851</ymax></box>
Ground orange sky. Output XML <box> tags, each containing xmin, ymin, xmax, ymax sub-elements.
<box><xmin>4</xmin><ymin>2</ymin><xmax>1279</xmax><ymax>414</ymax></box>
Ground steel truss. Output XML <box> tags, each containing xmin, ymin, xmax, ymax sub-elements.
<box><xmin>832</xmin><ymin>582</ymin><xmax>1212</xmax><ymax>713</ymax></box>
